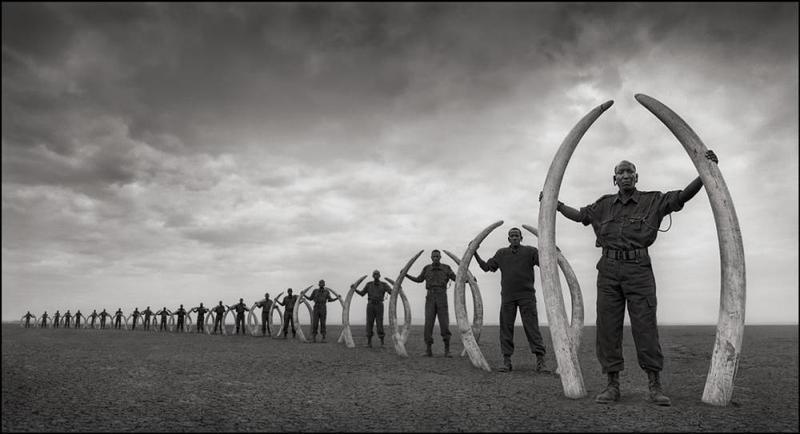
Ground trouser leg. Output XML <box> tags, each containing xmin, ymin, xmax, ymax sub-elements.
<box><xmin>319</xmin><ymin>308</ymin><xmax>327</xmax><ymax>339</ymax></box>
<box><xmin>366</xmin><ymin>304</ymin><xmax>376</xmax><ymax>339</ymax></box>
<box><xmin>424</xmin><ymin>295</ymin><xmax>436</xmax><ymax>345</ymax></box>
<box><xmin>621</xmin><ymin>259</ymin><xmax>663</xmax><ymax>372</ymax></box>
<box><xmin>518</xmin><ymin>296</ymin><xmax>546</xmax><ymax>355</ymax></box>
<box><xmin>596</xmin><ymin>258</ymin><xmax>627</xmax><ymax>373</ymax></box>
<box><xmin>376</xmin><ymin>303</ymin><xmax>385</xmax><ymax>339</ymax></box>
<box><xmin>311</xmin><ymin>308</ymin><xmax>321</xmax><ymax>337</ymax></box>
<box><xmin>434</xmin><ymin>293</ymin><xmax>451</xmax><ymax>343</ymax></box>
<box><xmin>499</xmin><ymin>300</ymin><xmax>518</xmax><ymax>357</ymax></box>
<box><xmin>262</xmin><ymin>315</ymin><xmax>268</xmax><ymax>335</ymax></box>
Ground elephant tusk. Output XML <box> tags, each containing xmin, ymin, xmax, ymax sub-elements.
<box><xmin>452</xmin><ymin>221</ymin><xmax>504</xmax><ymax>371</ymax></box>
<box><xmin>539</xmin><ymin>99</ymin><xmax>613</xmax><ymax>398</ymax></box>
<box><xmin>388</xmin><ymin>250</ymin><xmax>422</xmax><ymax>357</ymax></box>
<box><xmin>635</xmin><ymin>93</ymin><xmax>746</xmax><ymax>406</ymax></box>
<box><xmin>292</xmin><ymin>285</ymin><xmax>315</xmax><ymax>343</ymax></box>
<box><xmin>443</xmin><ymin>249</ymin><xmax>484</xmax><ymax>359</ymax></box>
<box><xmin>341</xmin><ymin>275</ymin><xmax>367</xmax><ymax>348</ymax></box>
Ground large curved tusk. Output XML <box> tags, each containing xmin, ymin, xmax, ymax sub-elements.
<box><xmin>540</xmin><ymin>99</ymin><xmax>613</xmax><ymax>398</ymax></box>
<box><xmin>321</xmin><ymin>287</ymin><xmax>347</xmax><ymax>344</ymax></box>
<box><xmin>452</xmin><ymin>221</ymin><xmax>504</xmax><ymax>371</ymax></box>
<box><xmin>384</xmin><ymin>277</ymin><xmax>412</xmax><ymax>353</ymax></box>
<box><xmin>248</xmin><ymin>303</ymin><xmax>260</xmax><ymax>336</ymax></box>
<box><xmin>389</xmin><ymin>250</ymin><xmax>422</xmax><ymax>357</ymax></box>
<box><xmin>443</xmin><ymin>250</ymin><xmax>484</xmax><ymax>359</ymax></box>
<box><xmin>635</xmin><ymin>93</ymin><xmax>746</xmax><ymax>406</ymax></box>
<box><xmin>522</xmin><ymin>224</ymin><xmax>584</xmax><ymax>352</ymax></box>
<box><xmin>341</xmin><ymin>275</ymin><xmax>367</xmax><ymax>348</ymax></box>
<box><xmin>293</xmin><ymin>285</ymin><xmax>314</xmax><ymax>342</ymax></box>
<box><xmin>272</xmin><ymin>292</ymin><xmax>285</xmax><ymax>336</ymax></box>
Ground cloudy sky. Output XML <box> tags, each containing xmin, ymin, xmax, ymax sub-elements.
<box><xmin>2</xmin><ymin>3</ymin><xmax>797</xmax><ymax>327</ymax></box>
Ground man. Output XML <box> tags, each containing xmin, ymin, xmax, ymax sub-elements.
<box><xmin>89</xmin><ymin>309</ymin><xmax>99</xmax><ymax>329</ymax></box>
<box><xmin>114</xmin><ymin>308</ymin><xmax>124</xmax><ymax>329</ymax></box>
<box><xmin>405</xmin><ymin>250</ymin><xmax>457</xmax><ymax>357</ymax></box>
<box><xmin>130</xmin><ymin>308</ymin><xmax>141</xmax><ymax>330</ymax></box>
<box><xmin>142</xmin><ymin>306</ymin><xmax>154</xmax><ymax>331</ymax></box>
<box><xmin>211</xmin><ymin>302</ymin><xmax>226</xmax><ymax>334</ymax></box>
<box><xmin>304</xmin><ymin>280</ymin><xmax>340</xmax><ymax>343</ymax></box>
<box><xmin>40</xmin><ymin>311</ymin><xmax>49</xmax><ymax>328</ymax></box>
<box><xmin>53</xmin><ymin>310</ymin><xmax>61</xmax><ymax>328</ymax></box>
<box><xmin>228</xmin><ymin>298</ymin><xmax>249</xmax><ymax>335</ymax></box>
<box><xmin>63</xmin><ymin>310</ymin><xmax>73</xmax><ymax>328</ymax></box>
<box><xmin>74</xmin><ymin>310</ymin><xmax>83</xmax><ymax>329</ymax></box>
<box><xmin>156</xmin><ymin>307</ymin><xmax>171</xmax><ymax>331</ymax></box>
<box><xmin>254</xmin><ymin>293</ymin><xmax>274</xmax><ymax>337</ymax></box>
<box><xmin>23</xmin><ymin>311</ymin><xmax>34</xmax><ymax>328</ymax></box>
<box><xmin>99</xmin><ymin>309</ymin><xmax>110</xmax><ymax>329</ymax></box>
<box><xmin>174</xmin><ymin>305</ymin><xmax>188</xmax><ymax>333</ymax></box>
<box><xmin>474</xmin><ymin>228</ymin><xmax>548</xmax><ymax>373</ymax></box>
<box><xmin>275</xmin><ymin>289</ymin><xmax>298</xmax><ymax>339</ymax></box>
<box><xmin>354</xmin><ymin>270</ymin><xmax>393</xmax><ymax>347</ymax></box>
<box><xmin>190</xmin><ymin>303</ymin><xmax>209</xmax><ymax>334</ymax></box>
<box><xmin>547</xmin><ymin>150</ymin><xmax>718</xmax><ymax>406</ymax></box>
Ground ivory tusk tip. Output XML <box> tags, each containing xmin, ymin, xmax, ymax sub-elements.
<box><xmin>633</xmin><ymin>94</ymin><xmax>652</xmax><ymax>104</ymax></box>
<box><xmin>600</xmin><ymin>100</ymin><xmax>614</xmax><ymax>110</ymax></box>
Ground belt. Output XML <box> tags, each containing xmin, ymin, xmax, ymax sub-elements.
<box><xmin>602</xmin><ymin>247</ymin><xmax>649</xmax><ymax>261</ymax></box>
<box><xmin>368</xmin><ymin>299</ymin><xmax>384</xmax><ymax>304</ymax></box>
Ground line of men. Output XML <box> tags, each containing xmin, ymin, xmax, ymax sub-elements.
<box><xmin>19</xmin><ymin>150</ymin><xmax>719</xmax><ymax>406</ymax></box>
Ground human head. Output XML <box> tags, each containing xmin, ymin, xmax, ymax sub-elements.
<box><xmin>180</xmin><ymin>304</ymin><xmax>183</xmax><ymax>308</ymax></box>
<box><xmin>200</xmin><ymin>302</ymin><xmax>204</xmax><ymax>307</ymax></box>
<box><xmin>508</xmin><ymin>227</ymin><xmax>522</xmax><ymax>247</ymax></box>
<box><xmin>613</xmin><ymin>160</ymin><xmax>638</xmax><ymax>193</ymax></box>
<box><xmin>218</xmin><ymin>301</ymin><xmax>223</xmax><ymax>306</ymax></box>
<box><xmin>265</xmin><ymin>292</ymin><xmax>270</xmax><ymax>299</ymax></box>
<box><xmin>239</xmin><ymin>298</ymin><xmax>243</xmax><ymax>303</ymax></box>
<box><xmin>287</xmin><ymin>288</ymin><xmax>293</xmax><ymax>295</ymax></box>
<box><xmin>318</xmin><ymin>280</ymin><xmax>325</xmax><ymax>288</ymax></box>
<box><xmin>372</xmin><ymin>270</ymin><xmax>381</xmax><ymax>280</ymax></box>
<box><xmin>431</xmin><ymin>250</ymin><xmax>441</xmax><ymax>264</ymax></box>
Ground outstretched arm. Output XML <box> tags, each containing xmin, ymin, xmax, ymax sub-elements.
<box><xmin>678</xmin><ymin>150</ymin><xmax>718</xmax><ymax>203</ymax></box>
<box><xmin>405</xmin><ymin>268</ymin><xmax>425</xmax><ymax>283</ymax></box>
<box><xmin>539</xmin><ymin>191</ymin><xmax>582</xmax><ymax>222</ymax></box>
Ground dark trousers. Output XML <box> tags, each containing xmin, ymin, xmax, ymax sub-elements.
<box><xmin>196</xmin><ymin>316</ymin><xmax>204</xmax><ymax>333</ymax></box>
<box><xmin>100</xmin><ymin>319</ymin><xmax>106</xmax><ymax>329</ymax></box>
<box><xmin>213</xmin><ymin>316</ymin><xmax>223</xmax><ymax>333</ymax></box>
<box><xmin>144</xmin><ymin>318</ymin><xmax>150</xmax><ymax>330</ymax></box>
<box><xmin>177</xmin><ymin>318</ymin><xmax>184</xmax><ymax>332</ymax></box>
<box><xmin>311</xmin><ymin>305</ymin><xmax>327</xmax><ymax>338</ymax></box>
<box><xmin>596</xmin><ymin>256</ymin><xmax>663</xmax><ymax>373</ymax></box>
<box><xmin>261</xmin><ymin>314</ymin><xmax>271</xmax><ymax>336</ymax></box>
<box><xmin>131</xmin><ymin>318</ymin><xmax>137</xmax><ymax>330</ymax></box>
<box><xmin>91</xmin><ymin>318</ymin><xmax>96</xmax><ymax>328</ymax></box>
<box><xmin>114</xmin><ymin>317</ymin><xmax>121</xmax><ymax>329</ymax></box>
<box><xmin>235</xmin><ymin>314</ymin><xmax>245</xmax><ymax>334</ymax></box>
<box><xmin>75</xmin><ymin>318</ymin><xmax>80</xmax><ymax>328</ymax></box>
<box><xmin>283</xmin><ymin>313</ymin><xmax>296</xmax><ymax>337</ymax></box>
<box><xmin>424</xmin><ymin>291</ymin><xmax>451</xmax><ymax>345</ymax></box>
<box><xmin>365</xmin><ymin>301</ymin><xmax>385</xmax><ymax>339</ymax></box>
<box><xmin>500</xmin><ymin>296</ymin><xmax>546</xmax><ymax>357</ymax></box>
<box><xmin>160</xmin><ymin>319</ymin><xmax>167</xmax><ymax>331</ymax></box>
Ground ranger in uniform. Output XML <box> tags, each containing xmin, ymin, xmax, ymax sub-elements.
<box><xmin>190</xmin><ymin>303</ymin><xmax>209</xmax><ymax>333</ymax></box>
<box><xmin>354</xmin><ymin>270</ymin><xmax>393</xmax><ymax>347</ymax></box>
<box><xmin>254</xmin><ymin>293</ymin><xmax>274</xmax><ymax>337</ymax></box>
<box><xmin>406</xmin><ymin>250</ymin><xmax>457</xmax><ymax>357</ymax></box>
<box><xmin>276</xmin><ymin>289</ymin><xmax>298</xmax><ymax>339</ymax></box>
<box><xmin>304</xmin><ymin>280</ymin><xmax>340</xmax><ymax>343</ymax></box>
<box><xmin>551</xmin><ymin>150</ymin><xmax>718</xmax><ymax>406</ymax></box>
<box><xmin>228</xmin><ymin>299</ymin><xmax>249</xmax><ymax>335</ymax></box>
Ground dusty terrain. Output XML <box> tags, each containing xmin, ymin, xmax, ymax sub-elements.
<box><xmin>2</xmin><ymin>323</ymin><xmax>798</xmax><ymax>432</ymax></box>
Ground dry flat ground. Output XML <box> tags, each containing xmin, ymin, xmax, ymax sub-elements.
<box><xmin>2</xmin><ymin>323</ymin><xmax>798</xmax><ymax>432</ymax></box>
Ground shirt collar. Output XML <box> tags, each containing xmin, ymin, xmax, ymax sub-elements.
<box><xmin>615</xmin><ymin>189</ymin><xmax>640</xmax><ymax>204</ymax></box>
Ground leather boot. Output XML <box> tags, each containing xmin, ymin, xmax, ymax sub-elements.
<box><xmin>444</xmin><ymin>340</ymin><xmax>452</xmax><ymax>358</ymax></box>
<box><xmin>380</xmin><ymin>336</ymin><xmax>384</xmax><ymax>346</ymax></box>
<box><xmin>367</xmin><ymin>337</ymin><xmax>372</xmax><ymax>348</ymax></box>
<box><xmin>497</xmin><ymin>356</ymin><xmax>513</xmax><ymax>372</ymax></box>
<box><xmin>647</xmin><ymin>370</ymin><xmax>672</xmax><ymax>406</ymax></box>
<box><xmin>535</xmin><ymin>354</ymin><xmax>549</xmax><ymax>372</ymax></box>
<box><xmin>595</xmin><ymin>372</ymin><xmax>621</xmax><ymax>403</ymax></box>
<box><xmin>425</xmin><ymin>343</ymin><xmax>433</xmax><ymax>357</ymax></box>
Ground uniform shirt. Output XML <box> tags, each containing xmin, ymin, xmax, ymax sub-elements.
<box><xmin>157</xmin><ymin>310</ymin><xmax>170</xmax><ymax>320</ymax></box>
<box><xmin>64</xmin><ymin>313</ymin><xmax>72</xmax><ymax>320</ymax></box>
<box><xmin>132</xmin><ymin>310</ymin><xmax>140</xmax><ymax>319</ymax></box>
<box><xmin>194</xmin><ymin>307</ymin><xmax>208</xmax><ymax>319</ymax></box>
<box><xmin>24</xmin><ymin>313</ymin><xmax>34</xmax><ymax>320</ymax></box>
<box><xmin>483</xmin><ymin>245</ymin><xmax>539</xmax><ymax>302</ymax></box>
<box><xmin>142</xmin><ymin>309</ymin><xmax>153</xmax><ymax>319</ymax></box>
<box><xmin>175</xmin><ymin>308</ymin><xmax>187</xmax><ymax>319</ymax></box>
<box><xmin>282</xmin><ymin>295</ymin><xmax>298</xmax><ymax>311</ymax></box>
<box><xmin>100</xmin><ymin>312</ymin><xmax>110</xmax><ymax>319</ymax></box>
<box><xmin>309</xmin><ymin>288</ymin><xmax>336</xmax><ymax>305</ymax></box>
<box><xmin>89</xmin><ymin>312</ymin><xmax>98</xmax><ymax>320</ymax></box>
<box><xmin>230</xmin><ymin>303</ymin><xmax>247</xmax><ymax>316</ymax></box>
<box><xmin>577</xmin><ymin>189</ymin><xmax>685</xmax><ymax>250</ymax></box>
<box><xmin>409</xmin><ymin>263</ymin><xmax>456</xmax><ymax>292</ymax></box>
<box><xmin>114</xmin><ymin>310</ymin><xmax>123</xmax><ymax>319</ymax></box>
<box><xmin>212</xmin><ymin>306</ymin><xmax>226</xmax><ymax>317</ymax></box>
<box><xmin>255</xmin><ymin>299</ymin><xmax>273</xmax><ymax>316</ymax></box>
<box><xmin>358</xmin><ymin>281</ymin><xmax>393</xmax><ymax>302</ymax></box>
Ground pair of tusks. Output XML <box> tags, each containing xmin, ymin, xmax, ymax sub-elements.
<box><xmin>452</xmin><ymin>222</ymin><xmax>584</xmax><ymax>372</ymax></box>
<box><xmin>388</xmin><ymin>251</ymin><xmax>420</xmax><ymax>357</ymax></box>
<box><xmin>292</xmin><ymin>285</ymin><xmax>346</xmax><ymax>343</ymax></box>
<box><xmin>204</xmin><ymin>310</ymin><xmax>228</xmax><ymax>335</ymax></box>
<box><xmin>538</xmin><ymin>94</ymin><xmax>745</xmax><ymax>405</ymax></box>
<box><xmin>19</xmin><ymin>315</ymin><xmax>37</xmax><ymax>328</ymax></box>
<box><xmin>247</xmin><ymin>301</ymin><xmax>283</xmax><ymax>336</ymax></box>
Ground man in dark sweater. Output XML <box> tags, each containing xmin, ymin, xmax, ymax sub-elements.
<box><xmin>474</xmin><ymin>227</ymin><xmax>547</xmax><ymax>373</ymax></box>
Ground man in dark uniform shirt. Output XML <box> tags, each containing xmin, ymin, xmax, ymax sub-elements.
<box><xmin>174</xmin><ymin>305</ymin><xmax>188</xmax><ymax>332</ymax></box>
<box><xmin>354</xmin><ymin>270</ymin><xmax>393</xmax><ymax>347</ymax></box>
<box><xmin>304</xmin><ymin>280</ymin><xmax>340</xmax><ymax>343</ymax></box>
<box><xmin>64</xmin><ymin>310</ymin><xmax>74</xmax><ymax>328</ymax></box>
<box><xmin>74</xmin><ymin>310</ymin><xmax>83</xmax><ymax>328</ymax></box>
<box><xmin>254</xmin><ymin>293</ymin><xmax>274</xmax><ymax>337</ymax></box>
<box><xmin>475</xmin><ymin>227</ymin><xmax>548</xmax><ymax>373</ymax></box>
<box><xmin>550</xmin><ymin>150</ymin><xmax>718</xmax><ymax>406</ymax></box>
<box><xmin>53</xmin><ymin>310</ymin><xmax>61</xmax><ymax>328</ymax></box>
<box><xmin>99</xmin><ymin>309</ymin><xmax>110</xmax><ymax>329</ymax></box>
<box><xmin>211</xmin><ymin>302</ymin><xmax>226</xmax><ymax>334</ymax></box>
<box><xmin>142</xmin><ymin>306</ymin><xmax>154</xmax><ymax>330</ymax></box>
<box><xmin>156</xmin><ymin>307</ymin><xmax>171</xmax><ymax>331</ymax></box>
<box><xmin>130</xmin><ymin>308</ymin><xmax>141</xmax><ymax>330</ymax></box>
<box><xmin>276</xmin><ymin>289</ymin><xmax>298</xmax><ymax>339</ymax></box>
<box><xmin>23</xmin><ymin>311</ymin><xmax>34</xmax><ymax>328</ymax></box>
<box><xmin>190</xmin><ymin>303</ymin><xmax>209</xmax><ymax>333</ymax></box>
<box><xmin>89</xmin><ymin>309</ymin><xmax>99</xmax><ymax>328</ymax></box>
<box><xmin>40</xmin><ymin>311</ymin><xmax>49</xmax><ymax>328</ymax></box>
<box><xmin>114</xmin><ymin>308</ymin><xmax>124</xmax><ymax>329</ymax></box>
<box><xmin>229</xmin><ymin>298</ymin><xmax>249</xmax><ymax>335</ymax></box>
<box><xmin>406</xmin><ymin>250</ymin><xmax>457</xmax><ymax>357</ymax></box>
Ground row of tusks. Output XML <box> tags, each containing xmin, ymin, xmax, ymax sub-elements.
<box><xmin>336</xmin><ymin>94</ymin><xmax>745</xmax><ymax>407</ymax></box>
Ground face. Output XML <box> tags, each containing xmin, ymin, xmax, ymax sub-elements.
<box><xmin>200</xmin><ymin>303</ymin><xmax>204</xmax><ymax>307</ymax></box>
<box><xmin>239</xmin><ymin>298</ymin><xmax>243</xmax><ymax>303</ymax></box>
<box><xmin>265</xmin><ymin>293</ymin><xmax>269</xmax><ymax>299</ymax></box>
<box><xmin>431</xmin><ymin>251</ymin><xmax>441</xmax><ymax>264</ymax></box>
<box><xmin>288</xmin><ymin>289</ymin><xmax>293</xmax><ymax>295</ymax></box>
<box><xmin>373</xmin><ymin>270</ymin><xmax>381</xmax><ymax>280</ymax></box>
<box><xmin>614</xmin><ymin>161</ymin><xmax>638</xmax><ymax>192</ymax></box>
<box><xmin>508</xmin><ymin>230</ymin><xmax>522</xmax><ymax>247</ymax></box>
<box><xmin>319</xmin><ymin>280</ymin><xmax>325</xmax><ymax>287</ymax></box>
